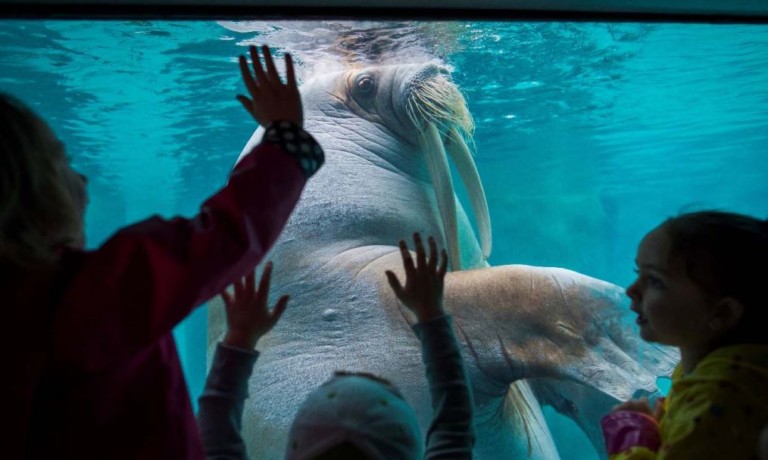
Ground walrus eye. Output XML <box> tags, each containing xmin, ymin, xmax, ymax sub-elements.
<box><xmin>355</xmin><ymin>74</ymin><xmax>375</xmax><ymax>96</ymax></box>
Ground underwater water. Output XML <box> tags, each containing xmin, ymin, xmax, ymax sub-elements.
<box><xmin>2</xmin><ymin>19</ymin><xmax>767</xmax><ymax>459</ymax></box>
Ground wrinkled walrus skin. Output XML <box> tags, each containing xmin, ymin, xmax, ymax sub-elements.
<box><xmin>208</xmin><ymin>62</ymin><xmax>677</xmax><ymax>459</ymax></box>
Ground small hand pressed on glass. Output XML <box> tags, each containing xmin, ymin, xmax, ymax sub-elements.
<box><xmin>236</xmin><ymin>44</ymin><xmax>303</xmax><ymax>128</ymax></box>
<box><xmin>220</xmin><ymin>261</ymin><xmax>289</xmax><ymax>350</ymax></box>
<box><xmin>385</xmin><ymin>232</ymin><xmax>448</xmax><ymax>323</ymax></box>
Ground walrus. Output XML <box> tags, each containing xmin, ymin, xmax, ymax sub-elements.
<box><xmin>208</xmin><ymin>60</ymin><xmax>676</xmax><ymax>459</ymax></box>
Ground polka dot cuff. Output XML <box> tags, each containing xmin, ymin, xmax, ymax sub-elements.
<box><xmin>262</xmin><ymin>121</ymin><xmax>324</xmax><ymax>178</ymax></box>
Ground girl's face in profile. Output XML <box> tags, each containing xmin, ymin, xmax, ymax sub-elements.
<box><xmin>625</xmin><ymin>226</ymin><xmax>718</xmax><ymax>349</ymax></box>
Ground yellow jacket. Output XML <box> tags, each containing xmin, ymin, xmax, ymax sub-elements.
<box><xmin>604</xmin><ymin>344</ymin><xmax>768</xmax><ymax>460</ymax></box>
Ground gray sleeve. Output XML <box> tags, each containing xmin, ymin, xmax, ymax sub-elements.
<box><xmin>412</xmin><ymin>315</ymin><xmax>475</xmax><ymax>459</ymax></box>
<box><xmin>197</xmin><ymin>343</ymin><xmax>259</xmax><ymax>460</ymax></box>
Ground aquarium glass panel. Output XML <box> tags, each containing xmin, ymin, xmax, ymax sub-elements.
<box><xmin>2</xmin><ymin>19</ymin><xmax>766</xmax><ymax>460</ymax></box>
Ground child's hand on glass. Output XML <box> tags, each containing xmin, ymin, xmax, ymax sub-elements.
<box><xmin>221</xmin><ymin>262</ymin><xmax>289</xmax><ymax>350</ymax></box>
<box><xmin>237</xmin><ymin>44</ymin><xmax>303</xmax><ymax>128</ymax></box>
<box><xmin>612</xmin><ymin>397</ymin><xmax>665</xmax><ymax>421</ymax></box>
<box><xmin>386</xmin><ymin>233</ymin><xmax>448</xmax><ymax>323</ymax></box>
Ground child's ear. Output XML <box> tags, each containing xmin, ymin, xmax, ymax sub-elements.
<box><xmin>708</xmin><ymin>297</ymin><xmax>744</xmax><ymax>332</ymax></box>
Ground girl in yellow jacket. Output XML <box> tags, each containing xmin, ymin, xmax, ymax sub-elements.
<box><xmin>601</xmin><ymin>210</ymin><xmax>768</xmax><ymax>460</ymax></box>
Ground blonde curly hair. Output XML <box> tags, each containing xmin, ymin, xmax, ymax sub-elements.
<box><xmin>0</xmin><ymin>93</ymin><xmax>84</xmax><ymax>269</ymax></box>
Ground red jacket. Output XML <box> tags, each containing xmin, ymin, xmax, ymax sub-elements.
<box><xmin>7</xmin><ymin>142</ymin><xmax>307</xmax><ymax>459</ymax></box>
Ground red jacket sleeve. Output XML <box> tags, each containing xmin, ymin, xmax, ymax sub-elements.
<box><xmin>52</xmin><ymin>142</ymin><xmax>306</xmax><ymax>371</ymax></box>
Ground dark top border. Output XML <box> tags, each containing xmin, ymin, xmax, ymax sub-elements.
<box><xmin>1</xmin><ymin>5</ymin><xmax>767</xmax><ymax>23</ymax></box>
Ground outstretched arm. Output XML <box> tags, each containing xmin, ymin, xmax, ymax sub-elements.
<box><xmin>53</xmin><ymin>45</ymin><xmax>321</xmax><ymax>372</ymax></box>
<box><xmin>198</xmin><ymin>263</ymin><xmax>289</xmax><ymax>460</ymax></box>
<box><xmin>386</xmin><ymin>233</ymin><xmax>475</xmax><ymax>459</ymax></box>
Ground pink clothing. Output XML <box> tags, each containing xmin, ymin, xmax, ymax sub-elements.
<box><xmin>602</xmin><ymin>410</ymin><xmax>662</xmax><ymax>455</ymax></box>
<box><xmin>7</xmin><ymin>142</ymin><xmax>307</xmax><ymax>459</ymax></box>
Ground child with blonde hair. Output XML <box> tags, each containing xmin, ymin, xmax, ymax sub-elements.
<box><xmin>2</xmin><ymin>44</ymin><xmax>324</xmax><ymax>459</ymax></box>
<box><xmin>602</xmin><ymin>210</ymin><xmax>768</xmax><ymax>459</ymax></box>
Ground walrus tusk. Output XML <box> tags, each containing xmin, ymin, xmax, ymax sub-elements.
<box><xmin>420</xmin><ymin>122</ymin><xmax>460</xmax><ymax>270</ymax></box>
<box><xmin>446</xmin><ymin>127</ymin><xmax>492</xmax><ymax>260</ymax></box>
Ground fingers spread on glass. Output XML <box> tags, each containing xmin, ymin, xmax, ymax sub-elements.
<box><xmin>219</xmin><ymin>261</ymin><xmax>289</xmax><ymax>350</ymax></box>
<box><xmin>236</xmin><ymin>44</ymin><xmax>303</xmax><ymax>127</ymax></box>
<box><xmin>388</xmin><ymin>233</ymin><xmax>447</xmax><ymax>323</ymax></box>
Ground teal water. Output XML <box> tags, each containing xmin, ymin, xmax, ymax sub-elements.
<box><xmin>2</xmin><ymin>19</ymin><xmax>767</xmax><ymax>459</ymax></box>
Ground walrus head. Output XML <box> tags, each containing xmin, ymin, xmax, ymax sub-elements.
<box><xmin>236</xmin><ymin>61</ymin><xmax>489</xmax><ymax>270</ymax></box>
<box><xmin>332</xmin><ymin>62</ymin><xmax>492</xmax><ymax>270</ymax></box>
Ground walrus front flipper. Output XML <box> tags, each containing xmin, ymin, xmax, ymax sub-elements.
<box><xmin>441</xmin><ymin>265</ymin><xmax>677</xmax><ymax>457</ymax></box>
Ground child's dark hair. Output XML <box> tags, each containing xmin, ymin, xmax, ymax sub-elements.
<box><xmin>662</xmin><ymin>210</ymin><xmax>768</xmax><ymax>342</ymax></box>
<box><xmin>0</xmin><ymin>93</ymin><xmax>83</xmax><ymax>269</ymax></box>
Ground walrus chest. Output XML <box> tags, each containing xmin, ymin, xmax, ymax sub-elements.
<box><xmin>285</xmin><ymin>166</ymin><xmax>445</xmax><ymax>245</ymax></box>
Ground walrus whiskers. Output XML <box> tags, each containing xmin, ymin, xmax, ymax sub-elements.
<box><xmin>405</xmin><ymin>75</ymin><xmax>473</xmax><ymax>135</ymax></box>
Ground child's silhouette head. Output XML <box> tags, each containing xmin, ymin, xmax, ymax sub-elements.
<box><xmin>286</xmin><ymin>371</ymin><xmax>422</xmax><ymax>460</ymax></box>
<box><xmin>0</xmin><ymin>93</ymin><xmax>87</xmax><ymax>268</ymax></box>
<box><xmin>627</xmin><ymin>210</ymin><xmax>767</xmax><ymax>349</ymax></box>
